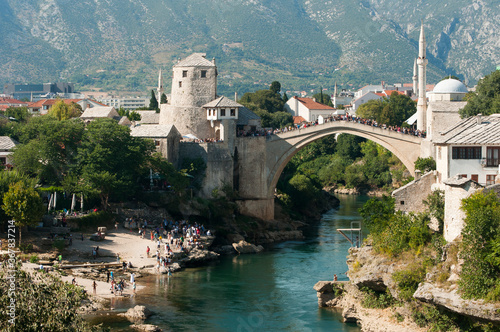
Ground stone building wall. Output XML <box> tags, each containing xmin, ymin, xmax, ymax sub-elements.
<box><xmin>160</xmin><ymin>105</ymin><xmax>215</xmax><ymax>140</ymax></box>
<box><xmin>443</xmin><ymin>179</ymin><xmax>482</xmax><ymax>242</ymax></box>
<box><xmin>392</xmin><ymin>171</ymin><xmax>437</xmax><ymax>214</ymax></box>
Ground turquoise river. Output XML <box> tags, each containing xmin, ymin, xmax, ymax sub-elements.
<box><xmin>89</xmin><ymin>194</ymin><xmax>369</xmax><ymax>331</ymax></box>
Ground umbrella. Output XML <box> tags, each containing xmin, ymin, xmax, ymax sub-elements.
<box><xmin>182</xmin><ymin>134</ymin><xmax>199</xmax><ymax>140</ymax></box>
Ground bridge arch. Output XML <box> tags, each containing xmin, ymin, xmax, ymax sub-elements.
<box><xmin>265</xmin><ymin>122</ymin><xmax>422</xmax><ymax>198</ymax></box>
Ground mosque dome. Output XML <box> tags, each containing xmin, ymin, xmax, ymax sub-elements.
<box><xmin>433</xmin><ymin>79</ymin><xmax>468</xmax><ymax>94</ymax></box>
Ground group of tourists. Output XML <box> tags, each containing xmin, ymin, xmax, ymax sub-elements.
<box><xmin>237</xmin><ymin>113</ymin><xmax>427</xmax><ymax>139</ymax></box>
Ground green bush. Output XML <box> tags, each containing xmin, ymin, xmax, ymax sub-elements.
<box><xmin>459</xmin><ymin>191</ymin><xmax>500</xmax><ymax>299</ymax></box>
<box><xmin>361</xmin><ymin>287</ymin><xmax>395</xmax><ymax>309</ymax></box>
<box><xmin>393</xmin><ymin>264</ymin><xmax>426</xmax><ymax>301</ymax></box>
<box><xmin>29</xmin><ymin>255</ymin><xmax>39</xmax><ymax>263</ymax></box>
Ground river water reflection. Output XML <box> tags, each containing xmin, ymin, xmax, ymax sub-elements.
<box><xmin>89</xmin><ymin>194</ymin><xmax>369</xmax><ymax>331</ymax></box>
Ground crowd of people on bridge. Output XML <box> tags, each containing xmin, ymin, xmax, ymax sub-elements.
<box><xmin>237</xmin><ymin>114</ymin><xmax>426</xmax><ymax>139</ymax></box>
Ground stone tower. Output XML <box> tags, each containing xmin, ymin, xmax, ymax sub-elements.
<box><xmin>416</xmin><ymin>22</ymin><xmax>428</xmax><ymax>132</ymax></box>
<box><xmin>159</xmin><ymin>53</ymin><xmax>218</xmax><ymax>139</ymax></box>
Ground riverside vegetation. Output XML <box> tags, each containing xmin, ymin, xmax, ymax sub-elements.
<box><xmin>349</xmin><ymin>189</ymin><xmax>500</xmax><ymax>331</ymax></box>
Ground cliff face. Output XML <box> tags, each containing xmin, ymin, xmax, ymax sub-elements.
<box><xmin>315</xmin><ymin>245</ymin><xmax>500</xmax><ymax>331</ymax></box>
<box><xmin>1</xmin><ymin>0</ymin><xmax>498</xmax><ymax>90</ymax></box>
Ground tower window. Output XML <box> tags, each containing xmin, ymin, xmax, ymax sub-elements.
<box><xmin>230</xmin><ymin>109</ymin><xmax>236</xmax><ymax>116</ymax></box>
<box><xmin>221</xmin><ymin>109</ymin><xmax>226</xmax><ymax>116</ymax></box>
<box><xmin>179</xmin><ymin>81</ymin><xmax>182</xmax><ymax>88</ymax></box>
<box><xmin>182</xmin><ymin>70</ymin><xmax>188</xmax><ymax>78</ymax></box>
<box><xmin>201</xmin><ymin>70</ymin><xmax>207</xmax><ymax>78</ymax></box>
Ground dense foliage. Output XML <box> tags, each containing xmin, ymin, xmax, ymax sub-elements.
<box><xmin>238</xmin><ymin>82</ymin><xmax>293</xmax><ymax>128</ymax></box>
<box><xmin>459</xmin><ymin>70</ymin><xmax>500</xmax><ymax>118</ymax></box>
<box><xmin>0</xmin><ymin>265</ymin><xmax>106</xmax><ymax>331</ymax></box>
<box><xmin>355</xmin><ymin>92</ymin><xmax>416</xmax><ymax>127</ymax></box>
<box><xmin>459</xmin><ymin>191</ymin><xmax>500</xmax><ymax>300</ymax></box>
<box><xmin>414</xmin><ymin>156</ymin><xmax>436</xmax><ymax>173</ymax></box>
<box><xmin>4</xmin><ymin>115</ymin><xmax>188</xmax><ymax>211</ymax></box>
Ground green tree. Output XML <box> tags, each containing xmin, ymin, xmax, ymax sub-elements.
<box><xmin>335</xmin><ymin>134</ymin><xmax>365</xmax><ymax>161</ymax></box>
<box><xmin>76</xmin><ymin>118</ymin><xmax>154</xmax><ymax>207</ymax></box>
<box><xmin>239</xmin><ymin>89</ymin><xmax>285</xmax><ymax>114</ymax></box>
<box><xmin>2</xmin><ymin>181</ymin><xmax>44</xmax><ymax>246</ymax></box>
<box><xmin>0</xmin><ymin>266</ymin><xmax>104</xmax><ymax>331</ymax></box>
<box><xmin>356</xmin><ymin>93</ymin><xmax>415</xmax><ymax>127</ymax></box>
<box><xmin>356</xmin><ymin>99</ymin><xmax>385</xmax><ymax>121</ymax></box>
<box><xmin>459</xmin><ymin>191</ymin><xmax>500</xmax><ymax>299</ymax></box>
<box><xmin>313</xmin><ymin>91</ymin><xmax>333</xmax><ymax>107</ymax></box>
<box><xmin>270</xmin><ymin>81</ymin><xmax>281</xmax><ymax>94</ymax></box>
<box><xmin>459</xmin><ymin>70</ymin><xmax>500</xmax><ymax>118</ymax></box>
<box><xmin>414</xmin><ymin>157</ymin><xmax>436</xmax><ymax>173</ymax></box>
<box><xmin>48</xmin><ymin>100</ymin><xmax>82</xmax><ymax>120</ymax></box>
<box><xmin>5</xmin><ymin>106</ymin><xmax>30</xmax><ymax>122</ymax></box>
<box><xmin>160</xmin><ymin>92</ymin><xmax>168</xmax><ymax>104</ymax></box>
<box><xmin>12</xmin><ymin>116</ymin><xmax>85</xmax><ymax>184</ymax></box>
<box><xmin>380</xmin><ymin>92</ymin><xmax>416</xmax><ymax>126</ymax></box>
<box><xmin>270</xmin><ymin>111</ymin><xmax>293</xmax><ymax>129</ymax></box>
<box><xmin>283</xmin><ymin>92</ymin><xmax>289</xmax><ymax>103</ymax></box>
<box><xmin>149</xmin><ymin>90</ymin><xmax>159</xmax><ymax>111</ymax></box>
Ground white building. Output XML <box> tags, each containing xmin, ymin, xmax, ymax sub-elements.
<box><xmin>284</xmin><ymin>96</ymin><xmax>336</xmax><ymax>122</ymax></box>
<box><xmin>0</xmin><ymin>136</ymin><xmax>18</xmax><ymax>167</ymax></box>
<box><xmin>99</xmin><ymin>96</ymin><xmax>149</xmax><ymax>110</ymax></box>
<box><xmin>434</xmin><ymin>114</ymin><xmax>500</xmax><ymax>187</ymax></box>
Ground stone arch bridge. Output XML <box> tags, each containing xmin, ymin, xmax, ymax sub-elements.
<box><xmin>236</xmin><ymin>120</ymin><xmax>422</xmax><ymax>220</ymax></box>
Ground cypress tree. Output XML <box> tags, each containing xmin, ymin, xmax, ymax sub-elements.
<box><xmin>149</xmin><ymin>90</ymin><xmax>159</xmax><ymax>111</ymax></box>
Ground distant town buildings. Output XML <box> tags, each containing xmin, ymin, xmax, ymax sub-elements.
<box><xmin>3</xmin><ymin>82</ymin><xmax>78</xmax><ymax>100</ymax></box>
<box><xmin>97</xmin><ymin>96</ymin><xmax>149</xmax><ymax>110</ymax></box>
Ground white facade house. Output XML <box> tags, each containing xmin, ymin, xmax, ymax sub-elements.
<box><xmin>284</xmin><ymin>96</ymin><xmax>336</xmax><ymax>122</ymax></box>
<box><xmin>434</xmin><ymin>114</ymin><xmax>500</xmax><ymax>187</ymax></box>
<box><xmin>99</xmin><ymin>96</ymin><xmax>149</xmax><ymax>110</ymax></box>
<box><xmin>0</xmin><ymin>136</ymin><xmax>18</xmax><ymax>166</ymax></box>
<box><xmin>350</xmin><ymin>92</ymin><xmax>383</xmax><ymax>112</ymax></box>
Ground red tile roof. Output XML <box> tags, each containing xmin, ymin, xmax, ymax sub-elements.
<box><xmin>0</xmin><ymin>97</ymin><xmax>28</xmax><ymax>105</ymax></box>
<box><xmin>293</xmin><ymin>116</ymin><xmax>307</xmax><ymax>124</ymax></box>
<box><xmin>294</xmin><ymin>96</ymin><xmax>335</xmax><ymax>110</ymax></box>
<box><xmin>384</xmin><ymin>90</ymin><xmax>406</xmax><ymax>96</ymax></box>
<box><xmin>28</xmin><ymin>99</ymin><xmax>82</xmax><ymax>108</ymax></box>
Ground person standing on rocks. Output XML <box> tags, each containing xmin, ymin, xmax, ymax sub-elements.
<box><xmin>106</xmin><ymin>270</ymin><xmax>110</xmax><ymax>283</ymax></box>
<box><xmin>130</xmin><ymin>273</ymin><xmax>135</xmax><ymax>284</ymax></box>
<box><xmin>93</xmin><ymin>281</ymin><xmax>97</xmax><ymax>295</ymax></box>
<box><xmin>146</xmin><ymin>246</ymin><xmax>150</xmax><ymax>257</ymax></box>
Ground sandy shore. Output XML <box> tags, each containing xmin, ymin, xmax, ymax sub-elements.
<box><xmin>20</xmin><ymin>227</ymin><xmax>186</xmax><ymax>301</ymax></box>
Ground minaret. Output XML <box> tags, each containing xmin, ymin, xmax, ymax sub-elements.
<box><xmin>333</xmin><ymin>82</ymin><xmax>338</xmax><ymax>108</ymax></box>
<box><xmin>157</xmin><ymin>68</ymin><xmax>164</xmax><ymax>103</ymax></box>
<box><xmin>416</xmin><ymin>21</ymin><xmax>428</xmax><ymax>132</ymax></box>
<box><xmin>412</xmin><ymin>58</ymin><xmax>418</xmax><ymax>97</ymax></box>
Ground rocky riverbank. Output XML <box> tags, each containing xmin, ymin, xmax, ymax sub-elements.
<box><xmin>314</xmin><ymin>244</ymin><xmax>500</xmax><ymax>331</ymax></box>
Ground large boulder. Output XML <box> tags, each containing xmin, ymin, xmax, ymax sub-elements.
<box><xmin>118</xmin><ymin>305</ymin><xmax>152</xmax><ymax>321</ymax></box>
<box><xmin>179</xmin><ymin>249</ymin><xmax>220</xmax><ymax>267</ymax></box>
<box><xmin>414</xmin><ymin>282</ymin><xmax>500</xmax><ymax>322</ymax></box>
<box><xmin>130</xmin><ymin>324</ymin><xmax>162</xmax><ymax>332</ymax></box>
<box><xmin>232</xmin><ymin>240</ymin><xmax>264</xmax><ymax>254</ymax></box>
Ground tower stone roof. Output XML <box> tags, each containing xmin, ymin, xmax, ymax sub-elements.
<box><xmin>203</xmin><ymin>96</ymin><xmax>243</xmax><ymax>108</ymax></box>
<box><xmin>175</xmin><ymin>53</ymin><xmax>215</xmax><ymax>67</ymax></box>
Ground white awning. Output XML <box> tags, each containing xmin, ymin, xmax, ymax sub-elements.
<box><xmin>405</xmin><ymin>112</ymin><xmax>418</xmax><ymax>125</ymax></box>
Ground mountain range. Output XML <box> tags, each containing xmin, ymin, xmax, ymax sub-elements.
<box><xmin>1</xmin><ymin>0</ymin><xmax>498</xmax><ymax>96</ymax></box>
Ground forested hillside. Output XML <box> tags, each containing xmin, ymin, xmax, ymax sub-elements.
<box><xmin>1</xmin><ymin>0</ymin><xmax>498</xmax><ymax>95</ymax></box>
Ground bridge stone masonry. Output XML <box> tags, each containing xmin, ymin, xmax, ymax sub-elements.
<box><xmin>235</xmin><ymin>120</ymin><xmax>423</xmax><ymax>220</ymax></box>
